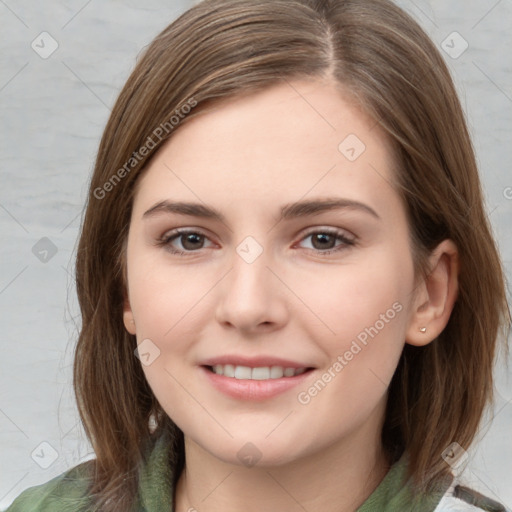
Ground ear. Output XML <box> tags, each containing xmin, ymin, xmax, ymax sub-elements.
<box><xmin>405</xmin><ymin>239</ymin><xmax>459</xmax><ymax>346</ymax></box>
<box><xmin>123</xmin><ymin>288</ymin><xmax>137</xmax><ymax>335</ymax></box>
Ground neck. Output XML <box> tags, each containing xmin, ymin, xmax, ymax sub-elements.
<box><xmin>174</xmin><ymin>414</ymin><xmax>391</xmax><ymax>512</ymax></box>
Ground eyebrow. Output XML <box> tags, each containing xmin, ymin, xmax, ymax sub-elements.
<box><xmin>142</xmin><ymin>197</ymin><xmax>380</xmax><ymax>222</ymax></box>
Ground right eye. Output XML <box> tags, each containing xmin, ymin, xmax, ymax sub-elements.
<box><xmin>157</xmin><ymin>229</ymin><xmax>215</xmax><ymax>256</ymax></box>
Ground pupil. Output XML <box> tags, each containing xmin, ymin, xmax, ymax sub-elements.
<box><xmin>183</xmin><ymin>233</ymin><xmax>203</xmax><ymax>250</ymax></box>
<box><xmin>314</xmin><ymin>233</ymin><xmax>334</xmax><ymax>249</ymax></box>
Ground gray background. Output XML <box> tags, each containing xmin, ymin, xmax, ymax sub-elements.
<box><xmin>1</xmin><ymin>0</ymin><xmax>511</xmax><ymax>509</ymax></box>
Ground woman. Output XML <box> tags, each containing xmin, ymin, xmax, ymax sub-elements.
<box><xmin>7</xmin><ymin>0</ymin><xmax>510</xmax><ymax>510</ymax></box>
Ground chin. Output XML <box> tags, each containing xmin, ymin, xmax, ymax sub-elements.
<box><xmin>192</xmin><ymin>432</ymin><xmax>318</xmax><ymax>469</ymax></box>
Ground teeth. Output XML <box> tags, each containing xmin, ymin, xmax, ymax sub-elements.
<box><xmin>234</xmin><ymin>366</ymin><xmax>252</xmax><ymax>379</ymax></box>
<box><xmin>210</xmin><ymin>365</ymin><xmax>307</xmax><ymax>379</ymax></box>
<box><xmin>270</xmin><ymin>366</ymin><xmax>284</xmax><ymax>379</ymax></box>
<box><xmin>283</xmin><ymin>367</ymin><xmax>295</xmax><ymax>377</ymax></box>
<box><xmin>251</xmin><ymin>367</ymin><xmax>270</xmax><ymax>380</ymax></box>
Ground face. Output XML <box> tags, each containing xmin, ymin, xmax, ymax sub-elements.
<box><xmin>123</xmin><ymin>79</ymin><xmax>421</xmax><ymax>467</ymax></box>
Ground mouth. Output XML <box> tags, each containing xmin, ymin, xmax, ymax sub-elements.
<box><xmin>199</xmin><ymin>362</ymin><xmax>315</xmax><ymax>401</ymax></box>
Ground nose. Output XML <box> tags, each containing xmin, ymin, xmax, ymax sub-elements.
<box><xmin>214</xmin><ymin>244</ymin><xmax>289</xmax><ymax>334</ymax></box>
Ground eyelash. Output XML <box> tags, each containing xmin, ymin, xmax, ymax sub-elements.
<box><xmin>155</xmin><ymin>228</ymin><xmax>356</xmax><ymax>257</ymax></box>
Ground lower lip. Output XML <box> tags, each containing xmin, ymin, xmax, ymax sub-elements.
<box><xmin>200</xmin><ymin>366</ymin><xmax>314</xmax><ymax>401</ymax></box>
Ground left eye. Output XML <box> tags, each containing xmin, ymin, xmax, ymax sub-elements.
<box><xmin>157</xmin><ymin>228</ymin><xmax>355</xmax><ymax>256</ymax></box>
<box><xmin>297</xmin><ymin>229</ymin><xmax>355</xmax><ymax>253</ymax></box>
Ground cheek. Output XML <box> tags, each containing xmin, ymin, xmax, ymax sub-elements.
<box><xmin>291</xmin><ymin>247</ymin><xmax>413</xmax><ymax>414</ymax></box>
<box><xmin>128</xmin><ymin>258</ymin><xmax>215</xmax><ymax>413</ymax></box>
<box><xmin>294</xmin><ymin>247</ymin><xmax>413</xmax><ymax>350</ymax></box>
<box><xmin>293</xmin><ymin>261</ymin><xmax>409</xmax><ymax>429</ymax></box>
<box><xmin>128</xmin><ymin>255</ymin><xmax>214</xmax><ymax>341</ymax></box>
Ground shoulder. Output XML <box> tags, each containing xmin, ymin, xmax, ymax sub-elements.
<box><xmin>5</xmin><ymin>459</ymin><xmax>95</xmax><ymax>512</ymax></box>
<box><xmin>435</xmin><ymin>484</ymin><xmax>510</xmax><ymax>512</ymax></box>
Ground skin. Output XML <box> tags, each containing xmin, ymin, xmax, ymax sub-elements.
<box><xmin>123</xmin><ymin>78</ymin><xmax>459</xmax><ymax>512</ymax></box>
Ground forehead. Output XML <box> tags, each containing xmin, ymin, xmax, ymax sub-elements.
<box><xmin>132</xmin><ymin>79</ymin><xmax>399</xmax><ymax>217</ymax></box>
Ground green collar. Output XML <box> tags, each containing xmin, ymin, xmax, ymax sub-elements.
<box><xmin>138</xmin><ymin>431</ymin><xmax>175</xmax><ymax>511</ymax></box>
<box><xmin>357</xmin><ymin>453</ymin><xmax>451</xmax><ymax>512</ymax></box>
<box><xmin>137</xmin><ymin>432</ymin><xmax>451</xmax><ymax>512</ymax></box>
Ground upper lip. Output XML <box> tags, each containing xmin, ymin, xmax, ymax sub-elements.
<box><xmin>200</xmin><ymin>355</ymin><xmax>314</xmax><ymax>369</ymax></box>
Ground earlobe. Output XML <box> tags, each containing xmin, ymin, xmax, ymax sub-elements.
<box><xmin>123</xmin><ymin>292</ymin><xmax>137</xmax><ymax>335</ymax></box>
<box><xmin>405</xmin><ymin>239</ymin><xmax>459</xmax><ymax>347</ymax></box>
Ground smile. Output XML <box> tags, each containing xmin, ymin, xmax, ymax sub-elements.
<box><xmin>200</xmin><ymin>364</ymin><xmax>314</xmax><ymax>401</ymax></box>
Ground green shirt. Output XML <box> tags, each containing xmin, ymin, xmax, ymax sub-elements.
<box><xmin>1</xmin><ymin>431</ymin><xmax>467</xmax><ymax>512</ymax></box>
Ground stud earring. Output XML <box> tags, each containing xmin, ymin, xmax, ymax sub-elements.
<box><xmin>419</xmin><ymin>327</ymin><xmax>427</xmax><ymax>333</ymax></box>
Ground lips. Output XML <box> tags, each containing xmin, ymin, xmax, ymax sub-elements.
<box><xmin>199</xmin><ymin>355</ymin><xmax>315</xmax><ymax>400</ymax></box>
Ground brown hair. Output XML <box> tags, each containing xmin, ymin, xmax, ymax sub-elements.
<box><xmin>73</xmin><ymin>0</ymin><xmax>511</xmax><ymax>509</ymax></box>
